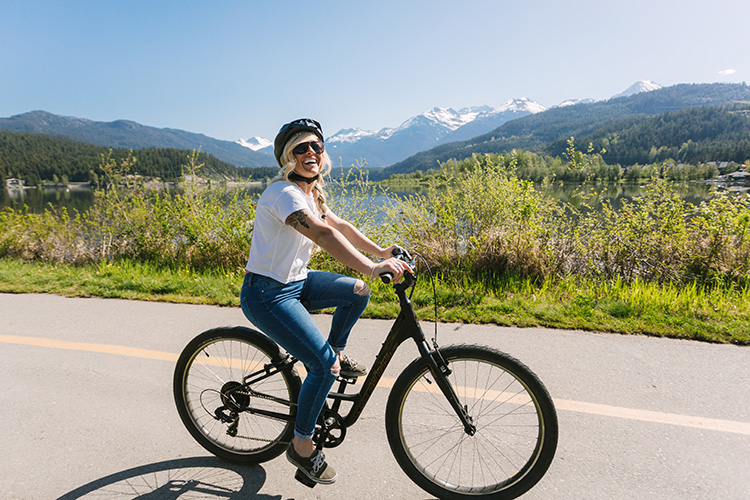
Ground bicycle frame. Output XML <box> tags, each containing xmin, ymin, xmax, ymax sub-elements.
<box><xmin>236</xmin><ymin>271</ymin><xmax>476</xmax><ymax>439</ymax></box>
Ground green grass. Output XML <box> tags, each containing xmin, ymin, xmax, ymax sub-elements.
<box><xmin>0</xmin><ymin>258</ymin><xmax>241</xmax><ymax>306</ymax></box>
<box><xmin>2</xmin><ymin>257</ymin><xmax>748</xmax><ymax>345</ymax></box>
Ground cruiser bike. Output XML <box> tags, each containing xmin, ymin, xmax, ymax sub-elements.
<box><xmin>173</xmin><ymin>249</ymin><xmax>558</xmax><ymax>499</ymax></box>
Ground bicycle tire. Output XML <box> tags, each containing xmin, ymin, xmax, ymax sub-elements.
<box><xmin>173</xmin><ymin>326</ymin><xmax>301</xmax><ymax>464</ymax></box>
<box><xmin>385</xmin><ymin>344</ymin><xmax>558</xmax><ymax>500</ymax></box>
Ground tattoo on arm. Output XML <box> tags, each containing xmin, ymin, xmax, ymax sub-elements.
<box><xmin>287</xmin><ymin>210</ymin><xmax>310</xmax><ymax>230</ymax></box>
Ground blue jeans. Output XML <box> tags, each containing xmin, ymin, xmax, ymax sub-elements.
<box><xmin>240</xmin><ymin>270</ymin><xmax>370</xmax><ymax>440</ymax></box>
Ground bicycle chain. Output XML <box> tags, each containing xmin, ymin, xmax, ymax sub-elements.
<box><xmin>234</xmin><ymin>388</ymin><xmax>297</xmax><ymax>407</ymax></box>
<box><xmin>222</xmin><ymin>388</ymin><xmax>294</xmax><ymax>444</ymax></box>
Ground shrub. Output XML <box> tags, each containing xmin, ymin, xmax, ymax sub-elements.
<box><xmin>384</xmin><ymin>154</ymin><xmax>565</xmax><ymax>283</ymax></box>
<box><xmin>3</xmin><ymin>150</ymin><xmax>750</xmax><ymax>291</ymax></box>
<box><xmin>569</xmin><ymin>178</ymin><xmax>691</xmax><ymax>283</ymax></box>
<box><xmin>0</xmin><ymin>152</ymin><xmax>256</xmax><ymax>271</ymax></box>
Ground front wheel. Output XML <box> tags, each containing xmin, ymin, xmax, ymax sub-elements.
<box><xmin>385</xmin><ymin>344</ymin><xmax>558</xmax><ymax>500</ymax></box>
<box><xmin>173</xmin><ymin>327</ymin><xmax>301</xmax><ymax>464</ymax></box>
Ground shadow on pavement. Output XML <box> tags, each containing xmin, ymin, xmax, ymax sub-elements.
<box><xmin>55</xmin><ymin>456</ymin><xmax>290</xmax><ymax>500</ymax></box>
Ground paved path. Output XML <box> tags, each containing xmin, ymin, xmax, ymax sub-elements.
<box><xmin>1</xmin><ymin>293</ymin><xmax>749</xmax><ymax>499</ymax></box>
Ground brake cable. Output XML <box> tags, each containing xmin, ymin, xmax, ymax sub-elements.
<box><xmin>412</xmin><ymin>252</ymin><xmax>439</xmax><ymax>345</ymax></box>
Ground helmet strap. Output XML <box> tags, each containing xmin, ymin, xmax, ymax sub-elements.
<box><xmin>289</xmin><ymin>171</ymin><xmax>320</xmax><ymax>184</ymax></box>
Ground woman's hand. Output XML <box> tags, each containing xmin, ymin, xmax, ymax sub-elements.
<box><xmin>371</xmin><ymin>257</ymin><xmax>409</xmax><ymax>283</ymax></box>
<box><xmin>378</xmin><ymin>244</ymin><xmax>401</xmax><ymax>260</ymax></box>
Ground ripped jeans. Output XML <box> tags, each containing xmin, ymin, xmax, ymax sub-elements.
<box><xmin>240</xmin><ymin>270</ymin><xmax>370</xmax><ymax>440</ymax></box>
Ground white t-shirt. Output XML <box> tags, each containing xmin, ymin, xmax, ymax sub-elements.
<box><xmin>245</xmin><ymin>181</ymin><xmax>326</xmax><ymax>283</ymax></box>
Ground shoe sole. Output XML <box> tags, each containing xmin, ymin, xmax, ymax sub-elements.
<box><xmin>286</xmin><ymin>452</ymin><xmax>337</xmax><ymax>485</ymax></box>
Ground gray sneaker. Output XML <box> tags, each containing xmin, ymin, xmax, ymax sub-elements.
<box><xmin>286</xmin><ymin>445</ymin><xmax>337</xmax><ymax>485</ymax></box>
<box><xmin>339</xmin><ymin>353</ymin><xmax>367</xmax><ymax>378</ymax></box>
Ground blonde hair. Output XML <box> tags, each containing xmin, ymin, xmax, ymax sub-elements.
<box><xmin>274</xmin><ymin>131</ymin><xmax>332</xmax><ymax>214</ymax></box>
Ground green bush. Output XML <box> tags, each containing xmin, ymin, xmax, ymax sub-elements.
<box><xmin>569</xmin><ymin>179</ymin><xmax>691</xmax><ymax>283</ymax></box>
<box><xmin>3</xmin><ymin>150</ymin><xmax>750</xmax><ymax>291</ymax></box>
<box><xmin>0</xmin><ymin>152</ymin><xmax>256</xmax><ymax>271</ymax></box>
<box><xmin>384</xmin><ymin>154</ymin><xmax>564</xmax><ymax>283</ymax></box>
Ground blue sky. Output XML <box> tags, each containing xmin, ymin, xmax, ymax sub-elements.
<box><xmin>2</xmin><ymin>0</ymin><xmax>747</xmax><ymax>142</ymax></box>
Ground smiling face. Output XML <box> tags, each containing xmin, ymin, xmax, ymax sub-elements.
<box><xmin>292</xmin><ymin>133</ymin><xmax>324</xmax><ymax>178</ymax></box>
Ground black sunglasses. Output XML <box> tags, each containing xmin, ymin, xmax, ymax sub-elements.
<box><xmin>292</xmin><ymin>141</ymin><xmax>325</xmax><ymax>155</ymax></box>
<box><xmin>279</xmin><ymin>118</ymin><xmax>323</xmax><ymax>135</ymax></box>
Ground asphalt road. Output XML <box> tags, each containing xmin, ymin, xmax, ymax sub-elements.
<box><xmin>1</xmin><ymin>293</ymin><xmax>749</xmax><ymax>500</ymax></box>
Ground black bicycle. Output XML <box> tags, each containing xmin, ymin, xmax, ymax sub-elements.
<box><xmin>173</xmin><ymin>250</ymin><xmax>558</xmax><ymax>499</ymax></box>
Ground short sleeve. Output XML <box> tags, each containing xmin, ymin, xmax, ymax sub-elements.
<box><xmin>272</xmin><ymin>184</ymin><xmax>316</xmax><ymax>223</ymax></box>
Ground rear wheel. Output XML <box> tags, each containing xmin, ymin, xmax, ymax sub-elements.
<box><xmin>385</xmin><ymin>344</ymin><xmax>558</xmax><ymax>499</ymax></box>
<box><xmin>173</xmin><ymin>327</ymin><xmax>301</xmax><ymax>464</ymax></box>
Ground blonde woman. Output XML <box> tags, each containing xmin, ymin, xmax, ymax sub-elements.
<box><xmin>240</xmin><ymin>118</ymin><xmax>407</xmax><ymax>485</ymax></box>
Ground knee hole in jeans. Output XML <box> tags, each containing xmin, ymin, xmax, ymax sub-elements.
<box><xmin>354</xmin><ymin>279</ymin><xmax>370</xmax><ymax>297</ymax></box>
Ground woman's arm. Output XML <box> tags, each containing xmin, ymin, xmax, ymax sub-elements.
<box><xmin>324</xmin><ymin>211</ymin><xmax>397</xmax><ymax>259</ymax></box>
<box><xmin>286</xmin><ymin>209</ymin><xmax>404</xmax><ymax>279</ymax></box>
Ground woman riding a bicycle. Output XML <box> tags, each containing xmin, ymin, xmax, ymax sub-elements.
<box><xmin>239</xmin><ymin>118</ymin><xmax>408</xmax><ymax>485</ymax></box>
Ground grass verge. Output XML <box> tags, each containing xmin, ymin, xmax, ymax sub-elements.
<box><xmin>2</xmin><ymin>257</ymin><xmax>747</xmax><ymax>345</ymax></box>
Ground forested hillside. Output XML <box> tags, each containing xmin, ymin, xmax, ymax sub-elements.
<box><xmin>0</xmin><ymin>131</ymin><xmax>277</xmax><ymax>185</ymax></box>
<box><xmin>380</xmin><ymin>83</ymin><xmax>750</xmax><ymax>177</ymax></box>
<box><xmin>545</xmin><ymin>104</ymin><xmax>750</xmax><ymax>165</ymax></box>
<box><xmin>0</xmin><ymin>110</ymin><xmax>275</xmax><ymax>168</ymax></box>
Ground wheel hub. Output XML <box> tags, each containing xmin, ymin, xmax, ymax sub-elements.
<box><xmin>220</xmin><ymin>381</ymin><xmax>249</xmax><ymax>411</ymax></box>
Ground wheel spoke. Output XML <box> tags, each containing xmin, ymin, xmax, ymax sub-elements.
<box><xmin>174</xmin><ymin>330</ymin><xmax>299</xmax><ymax>464</ymax></box>
<box><xmin>387</xmin><ymin>345</ymin><xmax>558</xmax><ymax>499</ymax></box>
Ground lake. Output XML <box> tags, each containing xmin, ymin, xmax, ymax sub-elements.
<box><xmin>0</xmin><ymin>181</ymin><xmax>721</xmax><ymax>215</ymax></box>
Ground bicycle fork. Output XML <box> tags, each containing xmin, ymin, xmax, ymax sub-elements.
<box><xmin>417</xmin><ymin>340</ymin><xmax>477</xmax><ymax>436</ymax></box>
<box><xmin>393</xmin><ymin>280</ymin><xmax>477</xmax><ymax>437</ymax></box>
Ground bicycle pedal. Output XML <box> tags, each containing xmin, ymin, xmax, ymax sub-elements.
<box><xmin>294</xmin><ymin>469</ymin><xmax>317</xmax><ymax>488</ymax></box>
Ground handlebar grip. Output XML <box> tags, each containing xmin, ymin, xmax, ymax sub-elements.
<box><xmin>379</xmin><ymin>247</ymin><xmax>411</xmax><ymax>283</ymax></box>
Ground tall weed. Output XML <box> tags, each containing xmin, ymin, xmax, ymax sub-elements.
<box><xmin>384</xmin><ymin>154</ymin><xmax>565</xmax><ymax>282</ymax></box>
<box><xmin>3</xmin><ymin>149</ymin><xmax>750</xmax><ymax>292</ymax></box>
<box><xmin>689</xmin><ymin>190</ymin><xmax>750</xmax><ymax>284</ymax></box>
<box><xmin>569</xmin><ymin>179</ymin><xmax>691</xmax><ymax>283</ymax></box>
<box><xmin>0</xmin><ymin>152</ymin><xmax>256</xmax><ymax>271</ymax></box>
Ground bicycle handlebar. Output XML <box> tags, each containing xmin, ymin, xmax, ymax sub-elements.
<box><xmin>379</xmin><ymin>247</ymin><xmax>416</xmax><ymax>284</ymax></box>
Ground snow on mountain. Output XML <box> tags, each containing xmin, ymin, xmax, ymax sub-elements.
<box><xmin>555</xmin><ymin>81</ymin><xmax>661</xmax><ymax>107</ymax></box>
<box><xmin>235</xmin><ymin>85</ymin><xmax>659</xmax><ymax>159</ymax></box>
<box><xmin>236</xmin><ymin>136</ymin><xmax>272</xmax><ymax>151</ymax></box>
<box><xmin>612</xmin><ymin>80</ymin><xmax>662</xmax><ymax>99</ymax></box>
<box><xmin>438</xmin><ymin>99</ymin><xmax>546</xmax><ymax>144</ymax></box>
<box><xmin>404</xmin><ymin>106</ymin><xmax>488</xmax><ymax>130</ymax></box>
<box><xmin>328</xmin><ymin>99</ymin><xmax>545</xmax><ymax>146</ymax></box>
<box><xmin>327</xmin><ymin>127</ymin><xmax>395</xmax><ymax>144</ymax></box>
<box><xmin>322</xmin><ymin>99</ymin><xmax>546</xmax><ymax>168</ymax></box>
<box><xmin>494</xmin><ymin>97</ymin><xmax>547</xmax><ymax>115</ymax></box>
<box><xmin>556</xmin><ymin>98</ymin><xmax>597</xmax><ymax>107</ymax></box>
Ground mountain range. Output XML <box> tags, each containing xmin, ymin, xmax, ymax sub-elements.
<box><xmin>238</xmin><ymin>85</ymin><xmax>660</xmax><ymax>169</ymax></box>
<box><xmin>379</xmin><ymin>82</ymin><xmax>750</xmax><ymax>178</ymax></box>
<box><xmin>321</xmin><ymin>98</ymin><xmax>547</xmax><ymax>168</ymax></box>
<box><xmin>6</xmin><ymin>80</ymin><xmax>747</xmax><ymax>178</ymax></box>
<box><xmin>0</xmin><ymin>111</ymin><xmax>274</xmax><ymax>169</ymax></box>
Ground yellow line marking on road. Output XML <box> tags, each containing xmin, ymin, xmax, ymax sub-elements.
<box><xmin>0</xmin><ymin>334</ymin><xmax>178</xmax><ymax>363</ymax></box>
<box><xmin>552</xmin><ymin>399</ymin><xmax>750</xmax><ymax>435</ymax></box>
<box><xmin>3</xmin><ymin>334</ymin><xmax>749</xmax><ymax>436</ymax></box>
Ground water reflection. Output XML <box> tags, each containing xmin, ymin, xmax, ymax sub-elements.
<box><xmin>1</xmin><ymin>181</ymin><xmax>723</xmax><ymax>215</ymax></box>
<box><xmin>537</xmin><ymin>181</ymin><xmax>717</xmax><ymax>210</ymax></box>
<box><xmin>1</xmin><ymin>184</ymin><xmax>267</xmax><ymax>214</ymax></box>
<box><xmin>3</xmin><ymin>185</ymin><xmax>96</xmax><ymax>213</ymax></box>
